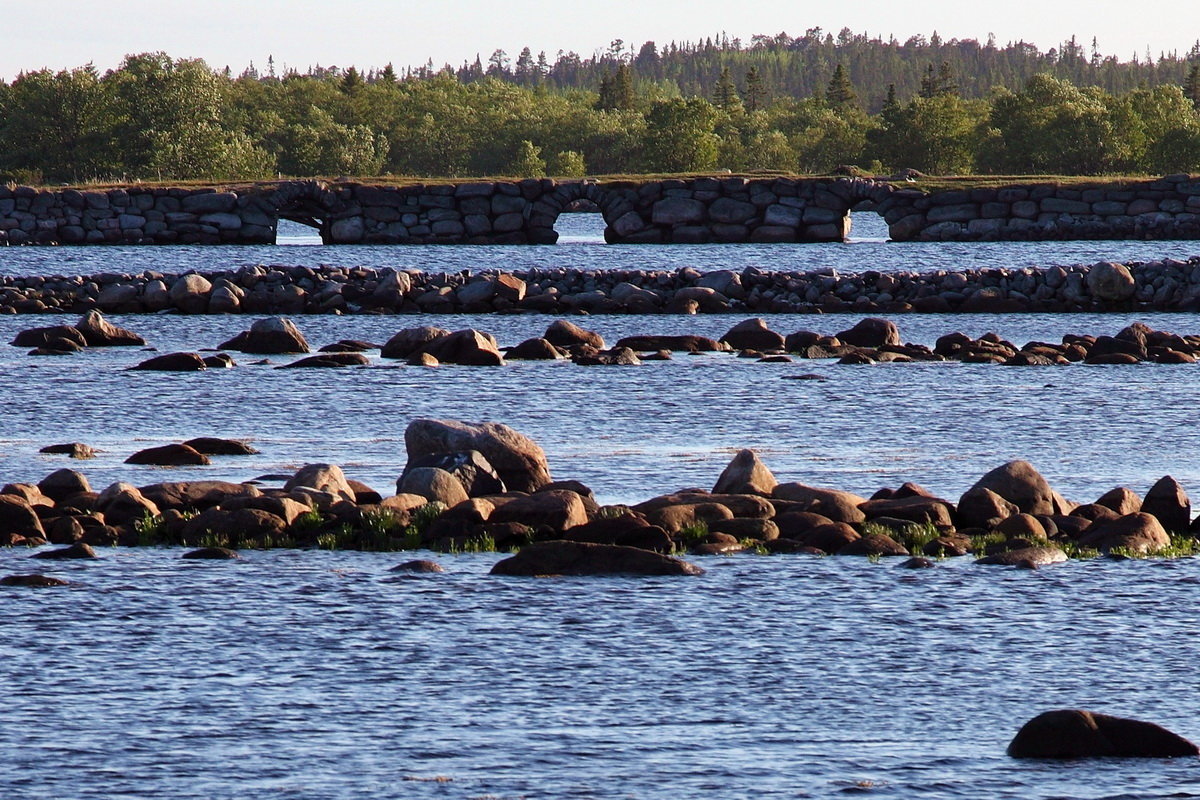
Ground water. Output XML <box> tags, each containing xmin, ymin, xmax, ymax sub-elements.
<box><xmin>2</xmin><ymin>213</ymin><xmax>1199</xmax><ymax>278</ymax></box>
<box><xmin>5</xmin><ymin>548</ymin><xmax>1200</xmax><ymax>799</ymax></box>
<box><xmin>5</xmin><ymin>223</ymin><xmax>1200</xmax><ymax>799</ymax></box>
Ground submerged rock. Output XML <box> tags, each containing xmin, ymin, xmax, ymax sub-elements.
<box><xmin>490</xmin><ymin>540</ymin><xmax>704</xmax><ymax>576</ymax></box>
<box><xmin>1008</xmin><ymin>710</ymin><xmax>1199</xmax><ymax>758</ymax></box>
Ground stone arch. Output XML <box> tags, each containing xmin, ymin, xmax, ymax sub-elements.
<box><xmin>525</xmin><ymin>180</ymin><xmax>643</xmax><ymax>244</ymax></box>
<box><xmin>254</xmin><ymin>180</ymin><xmax>347</xmax><ymax>244</ymax></box>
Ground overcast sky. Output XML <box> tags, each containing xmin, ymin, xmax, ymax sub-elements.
<box><xmin>4</xmin><ymin>0</ymin><xmax>1198</xmax><ymax>79</ymax></box>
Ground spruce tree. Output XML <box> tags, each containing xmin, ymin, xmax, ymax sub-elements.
<box><xmin>1186</xmin><ymin>63</ymin><xmax>1200</xmax><ymax>110</ymax></box>
<box><xmin>824</xmin><ymin>64</ymin><xmax>858</xmax><ymax>110</ymax></box>
<box><xmin>744</xmin><ymin>66</ymin><xmax>764</xmax><ymax>112</ymax></box>
<box><xmin>712</xmin><ymin>66</ymin><xmax>742</xmax><ymax>112</ymax></box>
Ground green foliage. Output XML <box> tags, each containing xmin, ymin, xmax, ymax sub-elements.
<box><xmin>2</xmin><ymin>38</ymin><xmax>1200</xmax><ymax>183</ymax></box>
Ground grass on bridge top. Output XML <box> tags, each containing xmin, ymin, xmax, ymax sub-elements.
<box><xmin>25</xmin><ymin>171</ymin><xmax>1195</xmax><ymax>194</ymax></box>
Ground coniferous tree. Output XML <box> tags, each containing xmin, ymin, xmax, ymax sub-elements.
<box><xmin>1186</xmin><ymin>63</ymin><xmax>1200</xmax><ymax>109</ymax></box>
<box><xmin>712</xmin><ymin>66</ymin><xmax>742</xmax><ymax>112</ymax></box>
<box><xmin>743</xmin><ymin>66</ymin><xmax>764</xmax><ymax>112</ymax></box>
<box><xmin>824</xmin><ymin>63</ymin><xmax>858</xmax><ymax>110</ymax></box>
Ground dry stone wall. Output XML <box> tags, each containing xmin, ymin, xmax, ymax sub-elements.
<box><xmin>1</xmin><ymin>175</ymin><xmax>1199</xmax><ymax>246</ymax></box>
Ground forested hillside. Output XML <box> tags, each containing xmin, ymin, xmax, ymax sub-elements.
<box><xmin>1</xmin><ymin>32</ymin><xmax>1199</xmax><ymax>184</ymax></box>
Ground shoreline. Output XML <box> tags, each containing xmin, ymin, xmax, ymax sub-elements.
<box><xmin>3</xmin><ymin>257</ymin><xmax>1200</xmax><ymax>316</ymax></box>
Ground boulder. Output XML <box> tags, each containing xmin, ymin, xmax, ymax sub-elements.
<box><xmin>169</xmin><ymin>273</ymin><xmax>213</xmax><ymax>314</ymax></box>
<box><xmin>0</xmin><ymin>574</ymin><xmax>70</xmax><ymax>587</ymax></box>
<box><xmin>11</xmin><ymin>325</ymin><xmax>87</xmax><ymax>349</ymax></box>
<box><xmin>838</xmin><ymin>532</ymin><xmax>909</xmax><ymax>557</ymax></box>
<box><xmin>183</xmin><ymin>438</ymin><xmax>258</xmax><ymax>456</ymax></box>
<box><xmin>182</xmin><ymin>547</ymin><xmax>241</xmax><ymax>560</ymax></box>
<box><xmin>1079</xmin><ymin>512</ymin><xmax>1171</xmax><ymax>554</ymax></box>
<box><xmin>399</xmin><ymin>467</ymin><xmax>470</xmax><ymax>507</ymax></box>
<box><xmin>139</xmin><ymin>481</ymin><xmax>261</xmax><ymax>511</ymax></box>
<box><xmin>32</xmin><ymin>542</ymin><xmax>97</xmax><ymax>560</ymax></box>
<box><xmin>95</xmin><ymin>483</ymin><xmax>160</xmax><ymax>527</ymax></box>
<box><xmin>835</xmin><ymin>318</ymin><xmax>902</xmax><ymax>348</ymax></box>
<box><xmin>645</xmin><ymin>502</ymin><xmax>734</xmax><ymax>534</ymax></box>
<box><xmin>37</xmin><ymin>469</ymin><xmax>92</xmax><ymax>502</ymax></box>
<box><xmin>721</xmin><ymin>318</ymin><xmax>785</xmax><ymax>351</ymax></box>
<box><xmin>75</xmin><ymin>310</ymin><xmax>146</xmax><ymax>347</ymax></box>
<box><xmin>218</xmin><ymin>318</ymin><xmax>310</xmax><ymax>354</ymax></box>
<box><xmin>995</xmin><ymin>513</ymin><xmax>1047</xmax><ymax>540</ymax></box>
<box><xmin>421</xmin><ymin>329</ymin><xmax>505</xmax><ymax>366</ymax></box>
<box><xmin>859</xmin><ymin>496</ymin><xmax>955</xmax><ymax>528</ymax></box>
<box><xmin>125</xmin><ymin>444</ymin><xmax>211</xmax><ymax>466</ymax></box>
<box><xmin>1008</xmin><ymin>709</ymin><xmax>1199</xmax><ymax>758</ymax></box>
<box><xmin>573</xmin><ymin>347</ymin><xmax>641</xmax><ymax>366</ymax></box>
<box><xmin>489</xmin><ymin>540</ymin><xmax>704</xmax><ymax>576</ymax></box>
<box><xmin>404</xmin><ymin>419</ymin><xmax>551</xmax><ymax>493</ymax></box>
<box><xmin>709</xmin><ymin>518</ymin><xmax>780</xmax><ymax>541</ymax></box>
<box><xmin>959</xmin><ymin>461</ymin><xmax>1055</xmax><ymax>523</ymax></box>
<box><xmin>380</xmin><ymin>326</ymin><xmax>451</xmax><ymax>359</ymax></box>
<box><xmin>614</xmin><ymin>335</ymin><xmax>724</xmax><ymax>352</ymax></box>
<box><xmin>956</xmin><ymin>487</ymin><xmax>1020</xmax><ymax>528</ymax></box>
<box><xmin>1095</xmin><ymin>487</ymin><xmax>1142</xmax><ymax>515</ymax></box>
<box><xmin>975</xmin><ymin>546</ymin><xmax>1067</xmax><ymax>566</ymax></box>
<box><xmin>284</xmin><ymin>464</ymin><xmax>356</xmax><ymax>502</ymax></box>
<box><xmin>1086</xmin><ymin>262</ymin><xmax>1137</xmax><ymax>302</ymax></box>
<box><xmin>800</xmin><ymin>522</ymin><xmax>860</xmax><ymax>553</ymax></box>
<box><xmin>544</xmin><ymin>320</ymin><xmax>605</xmax><ymax>350</ymax></box>
<box><xmin>181</xmin><ymin>508</ymin><xmax>287</xmax><ymax>546</ymax></box>
<box><xmin>39</xmin><ymin>443</ymin><xmax>96</xmax><ymax>459</ymax></box>
<box><xmin>0</xmin><ymin>495</ymin><xmax>46</xmax><ymax>539</ymax></box>
<box><xmin>489</xmin><ymin>490</ymin><xmax>589</xmax><ymax>533</ymax></box>
<box><xmin>129</xmin><ymin>353</ymin><xmax>208</xmax><ymax>372</ymax></box>
<box><xmin>390</xmin><ymin>559</ymin><xmax>445</xmax><ymax>573</ymax></box>
<box><xmin>398</xmin><ymin>450</ymin><xmax>505</xmax><ymax>497</ymax></box>
<box><xmin>278</xmin><ymin>353</ymin><xmax>370</xmax><ymax>368</ymax></box>
<box><xmin>772</xmin><ymin>483</ymin><xmax>868</xmax><ymax>524</ymax></box>
<box><xmin>712</xmin><ymin>449</ymin><xmax>778</xmax><ymax>495</ymax></box>
<box><xmin>507</xmin><ymin>338</ymin><xmax>565</xmax><ymax>360</ymax></box>
<box><xmin>1142</xmin><ymin>476</ymin><xmax>1191</xmax><ymax>533</ymax></box>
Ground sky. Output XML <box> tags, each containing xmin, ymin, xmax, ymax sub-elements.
<box><xmin>3</xmin><ymin>0</ymin><xmax>1199</xmax><ymax>79</ymax></box>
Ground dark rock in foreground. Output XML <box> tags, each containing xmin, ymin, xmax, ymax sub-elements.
<box><xmin>1</xmin><ymin>574</ymin><xmax>70</xmax><ymax>587</ymax></box>
<box><xmin>31</xmin><ymin>543</ymin><xmax>97</xmax><ymax>560</ymax></box>
<box><xmin>182</xmin><ymin>547</ymin><xmax>242</xmax><ymax>560</ymax></box>
<box><xmin>490</xmin><ymin>540</ymin><xmax>704</xmax><ymax>576</ymax></box>
<box><xmin>390</xmin><ymin>559</ymin><xmax>445</xmax><ymax>573</ymax></box>
<box><xmin>1008</xmin><ymin>710</ymin><xmax>1199</xmax><ymax>758</ymax></box>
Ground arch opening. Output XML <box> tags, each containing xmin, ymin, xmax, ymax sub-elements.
<box><xmin>848</xmin><ymin>198</ymin><xmax>891</xmax><ymax>243</ymax></box>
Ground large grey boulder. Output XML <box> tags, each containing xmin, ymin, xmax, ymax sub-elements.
<box><xmin>405</xmin><ymin>420</ymin><xmax>551</xmax><ymax>493</ymax></box>
<box><xmin>1008</xmin><ymin>710</ymin><xmax>1199</xmax><ymax>758</ymax></box>
<box><xmin>490</xmin><ymin>540</ymin><xmax>704</xmax><ymax>576</ymax></box>
<box><xmin>1086</xmin><ymin>262</ymin><xmax>1137</xmax><ymax>302</ymax></box>
<box><xmin>284</xmin><ymin>464</ymin><xmax>356</xmax><ymax>502</ymax></box>
<box><xmin>381</xmin><ymin>326</ymin><xmax>451</xmax><ymax>359</ymax></box>
<box><xmin>712</xmin><ymin>449</ymin><xmax>777</xmax><ymax>495</ymax></box>
<box><xmin>169</xmin><ymin>273</ymin><xmax>213</xmax><ymax>313</ymax></box>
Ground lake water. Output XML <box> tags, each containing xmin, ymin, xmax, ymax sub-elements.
<box><xmin>4</xmin><ymin>217</ymin><xmax>1200</xmax><ymax>799</ymax></box>
<box><xmin>1</xmin><ymin>213</ymin><xmax>1199</xmax><ymax>277</ymax></box>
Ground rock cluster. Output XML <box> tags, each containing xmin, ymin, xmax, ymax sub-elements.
<box><xmin>4</xmin><ymin>257</ymin><xmax>1200</xmax><ymax>317</ymax></box>
<box><xmin>2</xmin><ymin>421</ymin><xmax>1195</xmax><ymax>573</ymax></box>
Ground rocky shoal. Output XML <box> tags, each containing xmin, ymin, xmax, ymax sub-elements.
<box><xmin>3</xmin><ymin>257</ymin><xmax>1200</xmax><ymax>317</ymax></box>
<box><xmin>11</xmin><ymin>311</ymin><xmax>1200</xmax><ymax>367</ymax></box>
<box><xmin>1</xmin><ymin>419</ymin><xmax>1196</xmax><ymax>582</ymax></box>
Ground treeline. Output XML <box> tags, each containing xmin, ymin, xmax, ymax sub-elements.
<box><xmin>458</xmin><ymin>28</ymin><xmax>1200</xmax><ymax>113</ymax></box>
<box><xmin>1</xmin><ymin>43</ymin><xmax>1199</xmax><ymax>185</ymax></box>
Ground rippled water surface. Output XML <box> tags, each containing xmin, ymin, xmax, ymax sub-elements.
<box><xmin>5</xmin><ymin>548</ymin><xmax>1200</xmax><ymax>800</ymax></box>
<box><xmin>1</xmin><ymin>214</ymin><xmax>1199</xmax><ymax>277</ymax></box>
<box><xmin>5</xmin><ymin>224</ymin><xmax>1200</xmax><ymax>799</ymax></box>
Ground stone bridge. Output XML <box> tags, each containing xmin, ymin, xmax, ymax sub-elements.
<box><xmin>2</xmin><ymin>174</ymin><xmax>1198</xmax><ymax>246</ymax></box>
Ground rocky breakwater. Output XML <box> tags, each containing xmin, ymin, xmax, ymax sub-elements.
<box><xmin>6</xmin><ymin>258</ymin><xmax>1200</xmax><ymax>316</ymax></box>
<box><xmin>2</xmin><ymin>420</ymin><xmax>1198</xmax><ymax>584</ymax></box>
